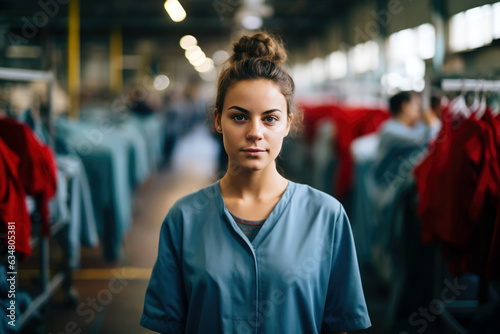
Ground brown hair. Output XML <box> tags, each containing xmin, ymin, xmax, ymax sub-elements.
<box><xmin>214</xmin><ymin>32</ymin><xmax>302</xmax><ymax>134</ymax></box>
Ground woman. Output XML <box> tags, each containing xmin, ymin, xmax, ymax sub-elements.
<box><xmin>141</xmin><ymin>32</ymin><xmax>371</xmax><ymax>334</ymax></box>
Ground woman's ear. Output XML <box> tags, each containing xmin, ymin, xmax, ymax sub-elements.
<box><xmin>214</xmin><ymin>109</ymin><xmax>222</xmax><ymax>133</ymax></box>
<box><xmin>284</xmin><ymin>113</ymin><xmax>294</xmax><ymax>137</ymax></box>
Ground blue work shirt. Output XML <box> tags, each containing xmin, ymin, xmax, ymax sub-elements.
<box><xmin>141</xmin><ymin>180</ymin><xmax>371</xmax><ymax>334</ymax></box>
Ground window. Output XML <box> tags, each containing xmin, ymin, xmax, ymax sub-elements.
<box><xmin>449</xmin><ymin>4</ymin><xmax>496</xmax><ymax>52</ymax></box>
<box><xmin>348</xmin><ymin>40</ymin><xmax>379</xmax><ymax>74</ymax></box>
<box><xmin>327</xmin><ymin>51</ymin><xmax>347</xmax><ymax>80</ymax></box>
<box><xmin>493</xmin><ymin>2</ymin><xmax>500</xmax><ymax>39</ymax></box>
<box><xmin>417</xmin><ymin>23</ymin><xmax>436</xmax><ymax>59</ymax></box>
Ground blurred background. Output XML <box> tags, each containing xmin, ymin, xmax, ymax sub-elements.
<box><xmin>0</xmin><ymin>0</ymin><xmax>499</xmax><ymax>333</ymax></box>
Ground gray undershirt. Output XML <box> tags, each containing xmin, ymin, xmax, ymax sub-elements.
<box><xmin>229</xmin><ymin>212</ymin><xmax>266</xmax><ymax>242</ymax></box>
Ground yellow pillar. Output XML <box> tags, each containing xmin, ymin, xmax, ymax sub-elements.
<box><xmin>110</xmin><ymin>26</ymin><xmax>123</xmax><ymax>93</ymax></box>
<box><xmin>68</xmin><ymin>0</ymin><xmax>80</xmax><ymax>118</ymax></box>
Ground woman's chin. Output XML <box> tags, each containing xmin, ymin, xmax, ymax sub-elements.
<box><xmin>231</xmin><ymin>160</ymin><xmax>270</xmax><ymax>173</ymax></box>
<box><xmin>241</xmin><ymin>163</ymin><xmax>266</xmax><ymax>172</ymax></box>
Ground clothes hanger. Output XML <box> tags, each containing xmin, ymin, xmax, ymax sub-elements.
<box><xmin>472</xmin><ymin>92</ymin><xmax>487</xmax><ymax>120</ymax></box>
<box><xmin>490</xmin><ymin>93</ymin><xmax>500</xmax><ymax>117</ymax></box>
<box><xmin>468</xmin><ymin>84</ymin><xmax>481</xmax><ymax>113</ymax></box>
<box><xmin>449</xmin><ymin>81</ymin><xmax>470</xmax><ymax>118</ymax></box>
<box><xmin>472</xmin><ymin>81</ymin><xmax>487</xmax><ymax>120</ymax></box>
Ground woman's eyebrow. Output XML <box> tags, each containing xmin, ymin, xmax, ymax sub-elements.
<box><xmin>227</xmin><ymin>106</ymin><xmax>283</xmax><ymax>114</ymax></box>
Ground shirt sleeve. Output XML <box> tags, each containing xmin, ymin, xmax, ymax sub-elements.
<box><xmin>141</xmin><ymin>208</ymin><xmax>188</xmax><ymax>334</ymax></box>
<box><xmin>321</xmin><ymin>205</ymin><xmax>371</xmax><ymax>332</ymax></box>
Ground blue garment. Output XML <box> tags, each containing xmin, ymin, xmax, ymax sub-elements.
<box><xmin>141</xmin><ymin>180</ymin><xmax>371</xmax><ymax>334</ymax></box>
<box><xmin>350</xmin><ymin>133</ymin><xmax>380</xmax><ymax>264</ymax></box>
<box><xmin>56</xmin><ymin>118</ymin><xmax>133</xmax><ymax>262</ymax></box>
<box><xmin>372</xmin><ymin>119</ymin><xmax>440</xmax><ymax>191</ymax></box>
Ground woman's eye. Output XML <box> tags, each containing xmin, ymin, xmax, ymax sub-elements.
<box><xmin>232</xmin><ymin>114</ymin><xmax>246</xmax><ymax>121</ymax></box>
<box><xmin>264</xmin><ymin>116</ymin><xmax>278</xmax><ymax>123</ymax></box>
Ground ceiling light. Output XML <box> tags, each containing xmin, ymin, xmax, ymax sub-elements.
<box><xmin>187</xmin><ymin>49</ymin><xmax>204</xmax><ymax>62</ymax></box>
<box><xmin>241</xmin><ymin>15</ymin><xmax>262</xmax><ymax>30</ymax></box>
<box><xmin>164</xmin><ymin>0</ymin><xmax>186</xmax><ymax>22</ymax></box>
<box><xmin>180</xmin><ymin>35</ymin><xmax>197</xmax><ymax>49</ymax></box>
<box><xmin>195</xmin><ymin>58</ymin><xmax>214</xmax><ymax>73</ymax></box>
<box><xmin>190</xmin><ymin>53</ymin><xmax>206</xmax><ymax>66</ymax></box>
<box><xmin>153</xmin><ymin>75</ymin><xmax>170</xmax><ymax>90</ymax></box>
<box><xmin>185</xmin><ymin>45</ymin><xmax>201</xmax><ymax>59</ymax></box>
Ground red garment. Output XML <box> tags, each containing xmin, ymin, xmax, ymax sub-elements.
<box><xmin>413</xmin><ymin>108</ymin><xmax>500</xmax><ymax>278</ymax></box>
<box><xmin>334</xmin><ymin>107</ymin><xmax>389</xmax><ymax>197</ymax></box>
<box><xmin>489</xmin><ymin>198</ymin><xmax>500</xmax><ymax>278</ymax></box>
<box><xmin>300</xmin><ymin>104</ymin><xmax>341</xmax><ymax>144</ymax></box>
<box><xmin>300</xmin><ymin>103</ymin><xmax>389</xmax><ymax>197</ymax></box>
<box><xmin>0</xmin><ymin>138</ymin><xmax>32</xmax><ymax>258</ymax></box>
<box><xmin>0</xmin><ymin>117</ymin><xmax>57</xmax><ymax>237</ymax></box>
<box><xmin>485</xmin><ymin>110</ymin><xmax>500</xmax><ymax>278</ymax></box>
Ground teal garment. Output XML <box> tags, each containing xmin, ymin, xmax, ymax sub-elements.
<box><xmin>141</xmin><ymin>180</ymin><xmax>371</xmax><ymax>334</ymax></box>
<box><xmin>56</xmin><ymin>118</ymin><xmax>133</xmax><ymax>262</ymax></box>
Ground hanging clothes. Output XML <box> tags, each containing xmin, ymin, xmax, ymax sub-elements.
<box><xmin>0</xmin><ymin>117</ymin><xmax>57</xmax><ymax>237</ymax></box>
<box><xmin>413</xmin><ymin>106</ymin><xmax>500</xmax><ymax>279</ymax></box>
<box><xmin>301</xmin><ymin>103</ymin><xmax>389</xmax><ymax>197</ymax></box>
<box><xmin>0</xmin><ymin>138</ymin><xmax>32</xmax><ymax>259</ymax></box>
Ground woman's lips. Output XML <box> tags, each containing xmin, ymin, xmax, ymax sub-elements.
<box><xmin>241</xmin><ymin>148</ymin><xmax>266</xmax><ymax>156</ymax></box>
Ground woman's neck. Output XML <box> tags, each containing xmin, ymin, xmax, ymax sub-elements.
<box><xmin>220</xmin><ymin>161</ymin><xmax>287</xmax><ymax>201</ymax></box>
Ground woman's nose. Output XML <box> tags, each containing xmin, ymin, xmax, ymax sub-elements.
<box><xmin>246</xmin><ymin>119</ymin><xmax>263</xmax><ymax>141</ymax></box>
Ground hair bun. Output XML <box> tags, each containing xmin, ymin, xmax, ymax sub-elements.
<box><xmin>231</xmin><ymin>33</ymin><xmax>287</xmax><ymax>65</ymax></box>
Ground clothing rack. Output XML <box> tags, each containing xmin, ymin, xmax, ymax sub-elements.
<box><xmin>0</xmin><ymin>67</ymin><xmax>55</xmax><ymax>139</ymax></box>
<box><xmin>432</xmin><ymin>249</ymin><xmax>472</xmax><ymax>334</ymax></box>
<box><xmin>0</xmin><ymin>67</ymin><xmax>74</xmax><ymax>333</ymax></box>
<box><xmin>441</xmin><ymin>78</ymin><xmax>500</xmax><ymax>91</ymax></box>
<box><xmin>430</xmin><ymin>77</ymin><xmax>498</xmax><ymax>333</ymax></box>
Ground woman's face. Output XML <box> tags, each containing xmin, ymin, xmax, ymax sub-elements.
<box><xmin>215</xmin><ymin>79</ymin><xmax>292</xmax><ymax>173</ymax></box>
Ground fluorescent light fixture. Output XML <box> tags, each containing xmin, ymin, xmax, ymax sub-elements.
<box><xmin>180</xmin><ymin>35</ymin><xmax>197</xmax><ymax>49</ymax></box>
<box><xmin>242</xmin><ymin>15</ymin><xmax>263</xmax><ymax>30</ymax></box>
<box><xmin>187</xmin><ymin>49</ymin><xmax>203</xmax><ymax>62</ymax></box>
<box><xmin>195</xmin><ymin>58</ymin><xmax>214</xmax><ymax>73</ymax></box>
<box><xmin>190</xmin><ymin>53</ymin><xmax>206</xmax><ymax>66</ymax></box>
<box><xmin>185</xmin><ymin>45</ymin><xmax>201</xmax><ymax>59</ymax></box>
<box><xmin>153</xmin><ymin>75</ymin><xmax>170</xmax><ymax>90</ymax></box>
<box><xmin>164</xmin><ymin>0</ymin><xmax>186</xmax><ymax>22</ymax></box>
